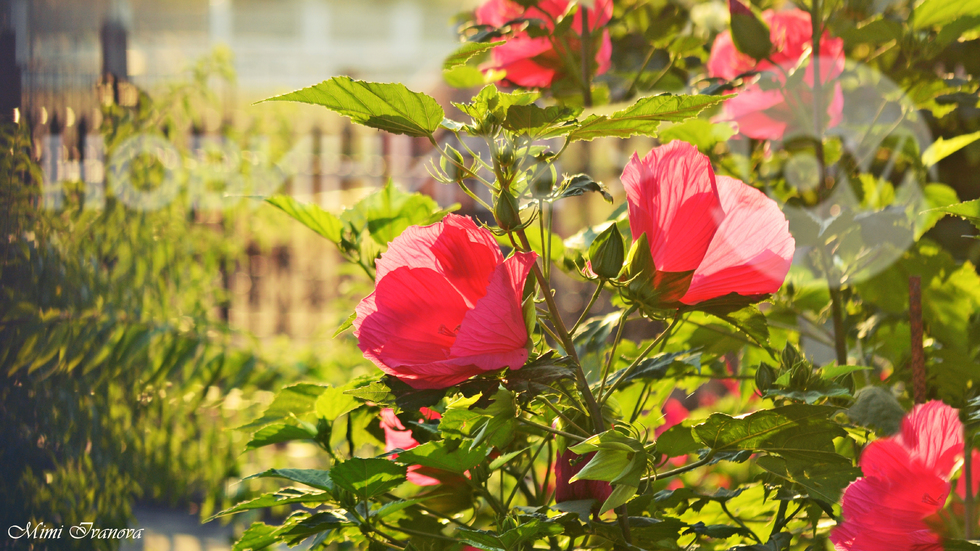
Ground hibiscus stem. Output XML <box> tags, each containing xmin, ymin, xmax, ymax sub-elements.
<box><xmin>571</xmin><ymin>281</ymin><xmax>605</xmax><ymax>335</ymax></box>
<box><xmin>517</xmin><ymin>417</ymin><xmax>587</xmax><ymax>442</ymax></box>
<box><xmin>597</xmin><ymin>305</ymin><xmax>637</xmax><ymax>401</ymax></box>
<box><xmin>641</xmin><ymin>451</ymin><xmax>715</xmax><ymax>483</ymax></box>
<box><xmin>539</xmin><ymin>395</ymin><xmax>591</xmax><ymax>437</ymax></box>
<box><xmin>515</xmin><ymin>227</ymin><xmax>606</xmax><ymax>433</ymax></box>
<box><xmin>601</xmin><ymin>312</ymin><xmax>682</xmax><ymax>402</ymax></box>
<box><xmin>504</xmin><ymin>440</ymin><xmax>549</xmax><ymax>509</ymax></box>
<box><xmin>966</xmin><ymin>426</ymin><xmax>974</xmax><ymax>539</ymax></box>
<box><xmin>580</xmin><ymin>4</ymin><xmax>593</xmax><ymax>106</ymax></box>
<box><xmin>828</xmin><ymin>286</ymin><xmax>849</xmax><ymax>367</ymax></box>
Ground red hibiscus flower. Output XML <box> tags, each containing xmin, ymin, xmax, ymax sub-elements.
<box><xmin>655</xmin><ymin>398</ymin><xmax>689</xmax><ymax>438</ymax></box>
<box><xmin>831</xmin><ymin>401</ymin><xmax>965</xmax><ymax>551</ymax></box>
<box><xmin>475</xmin><ymin>0</ymin><xmax>613</xmax><ymax>88</ymax></box>
<box><xmin>707</xmin><ymin>8</ymin><xmax>845</xmax><ymax>140</ymax></box>
<box><xmin>354</xmin><ymin>214</ymin><xmax>537</xmax><ymax>389</ymax></box>
<box><xmin>380</xmin><ymin>407</ymin><xmax>443</xmax><ymax>486</ymax></box>
<box><xmin>621</xmin><ymin>141</ymin><xmax>795</xmax><ymax>306</ymax></box>
<box><xmin>555</xmin><ymin>449</ymin><xmax>613</xmax><ymax>511</ymax></box>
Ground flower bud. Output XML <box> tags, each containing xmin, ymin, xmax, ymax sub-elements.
<box><xmin>728</xmin><ymin>0</ymin><xmax>773</xmax><ymax>61</ymax></box>
<box><xmin>495</xmin><ymin>140</ymin><xmax>516</xmax><ymax>167</ymax></box>
<box><xmin>440</xmin><ymin>144</ymin><xmax>467</xmax><ymax>182</ymax></box>
<box><xmin>493</xmin><ymin>189</ymin><xmax>522</xmax><ymax>231</ymax></box>
<box><xmin>588</xmin><ymin>223</ymin><xmax>625</xmax><ymax>280</ymax></box>
<box><xmin>755</xmin><ymin>362</ymin><xmax>776</xmax><ymax>392</ymax></box>
<box><xmin>530</xmin><ymin>164</ymin><xmax>557</xmax><ymax>198</ymax></box>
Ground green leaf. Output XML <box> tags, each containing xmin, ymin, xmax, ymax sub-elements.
<box><xmin>926</xmin><ymin>198</ymin><xmax>980</xmax><ymax>232</ymax></box>
<box><xmin>233</xmin><ymin>522</ymin><xmax>278</xmax><ymax>551</ymax></box>
<box><xmin>656</xmin><ymin>424</ymin><xmax>701</xmax><ymax>457</ymax></box>
<box><xmin>555</xmin><ymin>174</ymin><xmax>613</xmax><ymax>202</ymax></box>
<box><xmin>444</xmin><ymin>41</ymin><xmax>505</xmax><ymax>70</ymax></box>
<box><xmin>565</xmin><ymin>94</ymin><xmax>731</xmax><ymax>142</ymax></box>
<box><xmin>244</xmin><ymin>468</ymin><xmax>336</xmax><ymax>493</ymax></box>
<box><xmin>503</xmin><ymin>103</ymin><xmax>580</xmax><ymax>137</ymax></box>
<box><xmin>397</xmin><ymin>440</ymin><xmax>491</xmax><ymax>474</ymax></box>
<box><xmin>246</xmin><ymin>424</ymin><xmax>316</xmax><ymax>450</ymax></box>
<box><xmin>609</xmin><ymin>351</ymin><xmax>702</xmax><ymax>386</ymax></box>
<box><xmin>330</xmin><ymin>457</ymin><xmax>407</xmax><ymax>500</ymax></box>
<box><xmin>238</xmin><ymin>383</ymin><xmax>327</xmax><ymax>431</ymax></box>
<box><xmin>208</xmin><ymin>488</ymin><xmax>330</xmax><ymax>521</ymax></box>
<box><xmin>756</xmin><ymin>451</ymin><xmax>861</xmax><ymax>503</ymax></box>
<box><xmin>693</xmin><ymin>405</ymin><xmax>845</xmax><ymax>454</ymax></box>
<box><xmin>344</xmin><ymin>381</ymin><xmax>394</xmax><ymax>404</ymax></box>
<box><xmin>315</xmin><ymin>384</ymin><xmax>360</xmax><ymax>421</ymax></box>
<box><xmin>913</xmin><ymin>0</ymin><xmax>980</xmax><ymax>29</ymax></box>
<box><xmin>262</xmin><ymin>77</ymin><xmax>445</xmax><ymax>138</ymax></box>
<box><xmin>333</xmin><ymin>312</ymin><xmax>356</xmax><ymax>338</ymax></box>
<box><xmin>266</xmin><ymin>195</ymin><xmax>343</xmax><ymax>243</ymax></box>
<box><xmin>659</xmin><ymin>119</ymin><xmax>736</xmax><ymax>152</ymax></box>
<box><xmin>711</xmin><ymin>305</ymin><xmax>770</xmax><ymax>347</ymax></box>
<box><xmin>922</xmin><ymin>130</ymin><xmax>980</xmax><ymax>167</ymax></box>
<box><xmin>488</xmin><ymin>447</ymin><xmax>528</xmax><ymax>471</ymax></box>
<box><xmin>917</xmin><ymin>183</ymin><xmax>960</xmax><ymax>239</ymax></box>
<box><xmin>457</xmin><ymin>519</ymin><xmax>563</xmax><ymax>551</ymax></box>
<box><xmin>345</xmin><ymin>180</ymin><xmax>455</xmax><ymax>246</ymax></box>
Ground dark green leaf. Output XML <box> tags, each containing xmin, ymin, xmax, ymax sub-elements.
<box><xmin>693</xmin><ymin>405</ymin><xmax>844</xmax><ymax>453</ymax></box>
<box><xmin>330</xmin><ymin>458</ymin><xmax>407</xmax><ymax>500</ymax></box>
<box><xmin>209</xmin><ymin>488</ymin><xmax>330</xmax><ymax>521</ymax></box>
<box><xmin>503</xmin><ymin>103</ymin><xmax>580</xmax><ymax>136</ymax></box>
<box><xmin>262</xmin><ymin>77</ymin><xmax>444</xmax><ymax>137</ymax></box>
<box><xmin>554</xmin><ymin>174</ymin><xmax>613</xmax><ymax>202</ymax></box>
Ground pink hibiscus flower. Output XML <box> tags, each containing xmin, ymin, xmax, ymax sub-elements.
<box><xmin>380</xmin><ymin>407</ymin><xmax>444</xmax><ymax>486</ymax></box>
<box><xmin>354</xmin><ymin>214</ymin><xmax>537</xmax><ymax>389</ymax></box>
<box><xmin>475</xmin><ymin>0</ymin><xmax>613</xmax><ymax>88</ymax></box>
<box><xmin>655</xmin><ymin>398</ymin><xmax>689</xmax><ymax>438</ymax></box>
<box><xmin>555</xmin><ymin>449</ymin><xmax>614</xmax><ymax>511</ymax></box>
<box><xmin>621</xmin><ymin>141</ymin><xmax>795</xmax><ymax>306</ymax></box>
<box><xmin>707</xmin><ymin>7</ymin><xmax>845</xmax><ymax>140</ymax></box>
<box><xmin>831</xmin><ymin>401</ymin><xmax>965</xmax><ymax>551</ymax></box>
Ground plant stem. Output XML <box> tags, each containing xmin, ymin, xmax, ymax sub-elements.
<box><xmin>617</xmin><ymin>505</ymin><xmax>633</xmax><ymax>544</ymax></box>
<box><xmin>641</xmin><ymin>452</ymin><xmax>714</xmax><ymax>483</ymax></box>
<box><xmin>828</xmin><ymin>286</ymin><xmax>848</xmax><ymax>367</ymax></box>
<box><xmin>908</xmin><ymin>276</ymin><xmax>927</xmax><ymax>403</ymax></box>
<box><xmin>597</xmin><ymin>305</ymin><xmax>636</xmax><ymax>400</ymax></box>
<box><xmin>505</xmin><ymin>440</ymin><xmax>549</xmax><ymax>509</ymax></box>
<box><xmin>515</xmin><ymin>227</ymin><xmax>605</xmax><ymax>432</ymax></box>
<box><xmin>580</xmin><ymin>5</ymin><xmax>593</xmax><ymax>107</ymax></box>
<box><xmin>722</xmin><ymin>501</ymin><xmax>762</xmax><ymax>544</ymax></box>
<box><xmin>518</xmin><ymin>417</ymin><xmax>587</xmax><ymax>442</ymax></box>
<box><xmin>602</xmin><ymin>313</ymin><xmax>682</xmax><ymax>402</ymax></box>
<box><xmin>571</xmin><ymin>281</ymin><xmax>604</xmax><ymax>335</ymax></box>
<box><xmin>538</xmin><ymin>395</ymin><xmax>591</xmax><ymax>437</ymax></box>
<box><xmin>965</xmin><ymin>425</ymin><xmax>974</xmax><ymax>539</ymax></box>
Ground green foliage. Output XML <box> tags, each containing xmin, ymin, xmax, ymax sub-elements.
<box><xmin>262</xmin><ymin>77</ymin><xmax>445</xmax><ymax>138</ymax></box>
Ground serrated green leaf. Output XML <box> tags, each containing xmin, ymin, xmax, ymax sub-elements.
<box><xmin>344</xmin><ymin>180</ymin><xmax>456</xmax><ymax>246</ymax></box>
<box><xmin>444</xmin><ymin>41</ymin><xmax>505</xmax><ymax>70</ymax></box>
<box><xmin>315</xmin><ymin>385</ymin><xmax>360</xmax><ymax>421</ymax></box>
<box><xmin>927</xmin><ymin>198</ymin><xmax>980</xmax><ymax>232</ymax></box>
<box><xmin>244</xmin><ymin>468</ymin><xmax>336</xmax><ymax>492</ymax></box>
<box><xmin>693</xmin><ymin>405</ymin><xmax>844</xmax><ymax>453</ymax></box>
<box><xmin>922</xmin><ymin>130</ymin><xmax>980</xmax><ymax>166</ymax></box>
<box><xmin>503</xmin><ymin>103</ymin><xmax>580</xmax><ymax>137</ymax></box>
<box><xmin>262</xmin><ymin>77</ymin><xmax>444</xmax><ymax>138</ymax></box>
<box><xmin>564</xmin><ymin>94</ymin><xmax>731</xmax><ymax>142</ymax></box>
<box><xmin>238</xmin><ymin>383</ymin><xmax>326</xmax><ymax>431</ymax></box>
<box><xmin>333</xmin><ymin>312</ymin><xmax>356</xmax><ymax>338</ymax></box>
<box><xmin>233</xmin><ymin>522</ymin><xmax>278</xmax><ymax>551</ymax></box>
<box><xmin>266</xmin><ymin>195</ymin><xmax>343</xmax><ymax>243</ymax></box>
<box><xmin>398</xmin><ymin>440</ymin><xmax>491</xmax><ymax>474</ymax></box>
<box><xmin>246</xmin><ymin>424</ymin><xmax>316</xmax><ymax>450</ymax></box>
<box><xmin>208</xmin><ymin>488</ymin><xmax>330</xmax><ymax>521</ymax></box>
<box><xmin>330</xmin><ymin>458</ymin><xmax>407</xmax><ymax>500</ymax></box>
<box><xmin>913</xmin><ymin>0</ymin><xmax>980</xmax><ymax>29</ymax></box>
<box><xmin>756</xmin><ymin>451</ymin><xmax>861</xmax><ymax>503</ymax></box>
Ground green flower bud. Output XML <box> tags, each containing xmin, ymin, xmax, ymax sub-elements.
<box><xmin>495</xmin><ymin>140</ymin><xmax>516</xmax><ymax>167</ymax></box>
<box><xmin>755</xmin><ymin>362</ymin><xmax>776</xmax><ymax>392</ymax></box>
<box><xmin>729</xmin><ymin>0</ymin><xmax>773</xmax><ymax>61</ymax></box>
<box><xmin>493</xmin><ymin>189</ymin><xmax>522</xmax><ymax>231</ymax></box>
<box><xmin>588</xmin><ymin>223</ymin><xmax>625</xmax><ymax>280</ymax></box>
<box><xmin>440</xmin><ymin>144</ymin><xmax>466</xmax><ymax>182</ymax></box>
<box><xmin>780</xmin><ymin>344</ymin><xmax>803</xmax><ymax>370</ymax></box>
<box><xmin>530</xmin><ymin>164</ymin><xmax>557</xmax><ymax>198</ymax></box>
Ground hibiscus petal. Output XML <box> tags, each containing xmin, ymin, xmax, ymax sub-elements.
<box><xmin>355</xmin><ymin>266</ymin><xmax>469</xmax><ymax>368</ymax></box>
<box><xmin>897</xmin><ymin>400</ymin><xmax>964</xmax><ymax>478</ymax></box>
<box><xmin>621</xmin><ymin>141</ymin><xmax>724</xmax><ymax>274</ymax></box>
<box><xmin>375</xmin><ymin>214</ymin><xmax>502</xmax><ymax>308</ymax></box>
<box><xmin>451</xmin><ymin>252</ymin><xmax>536</xmax><ymax>370</ymax></box>
<box><xmin>681</xmin><ymin>176</ymin><xmax>794</xmax><ymax>304</ymax></box>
